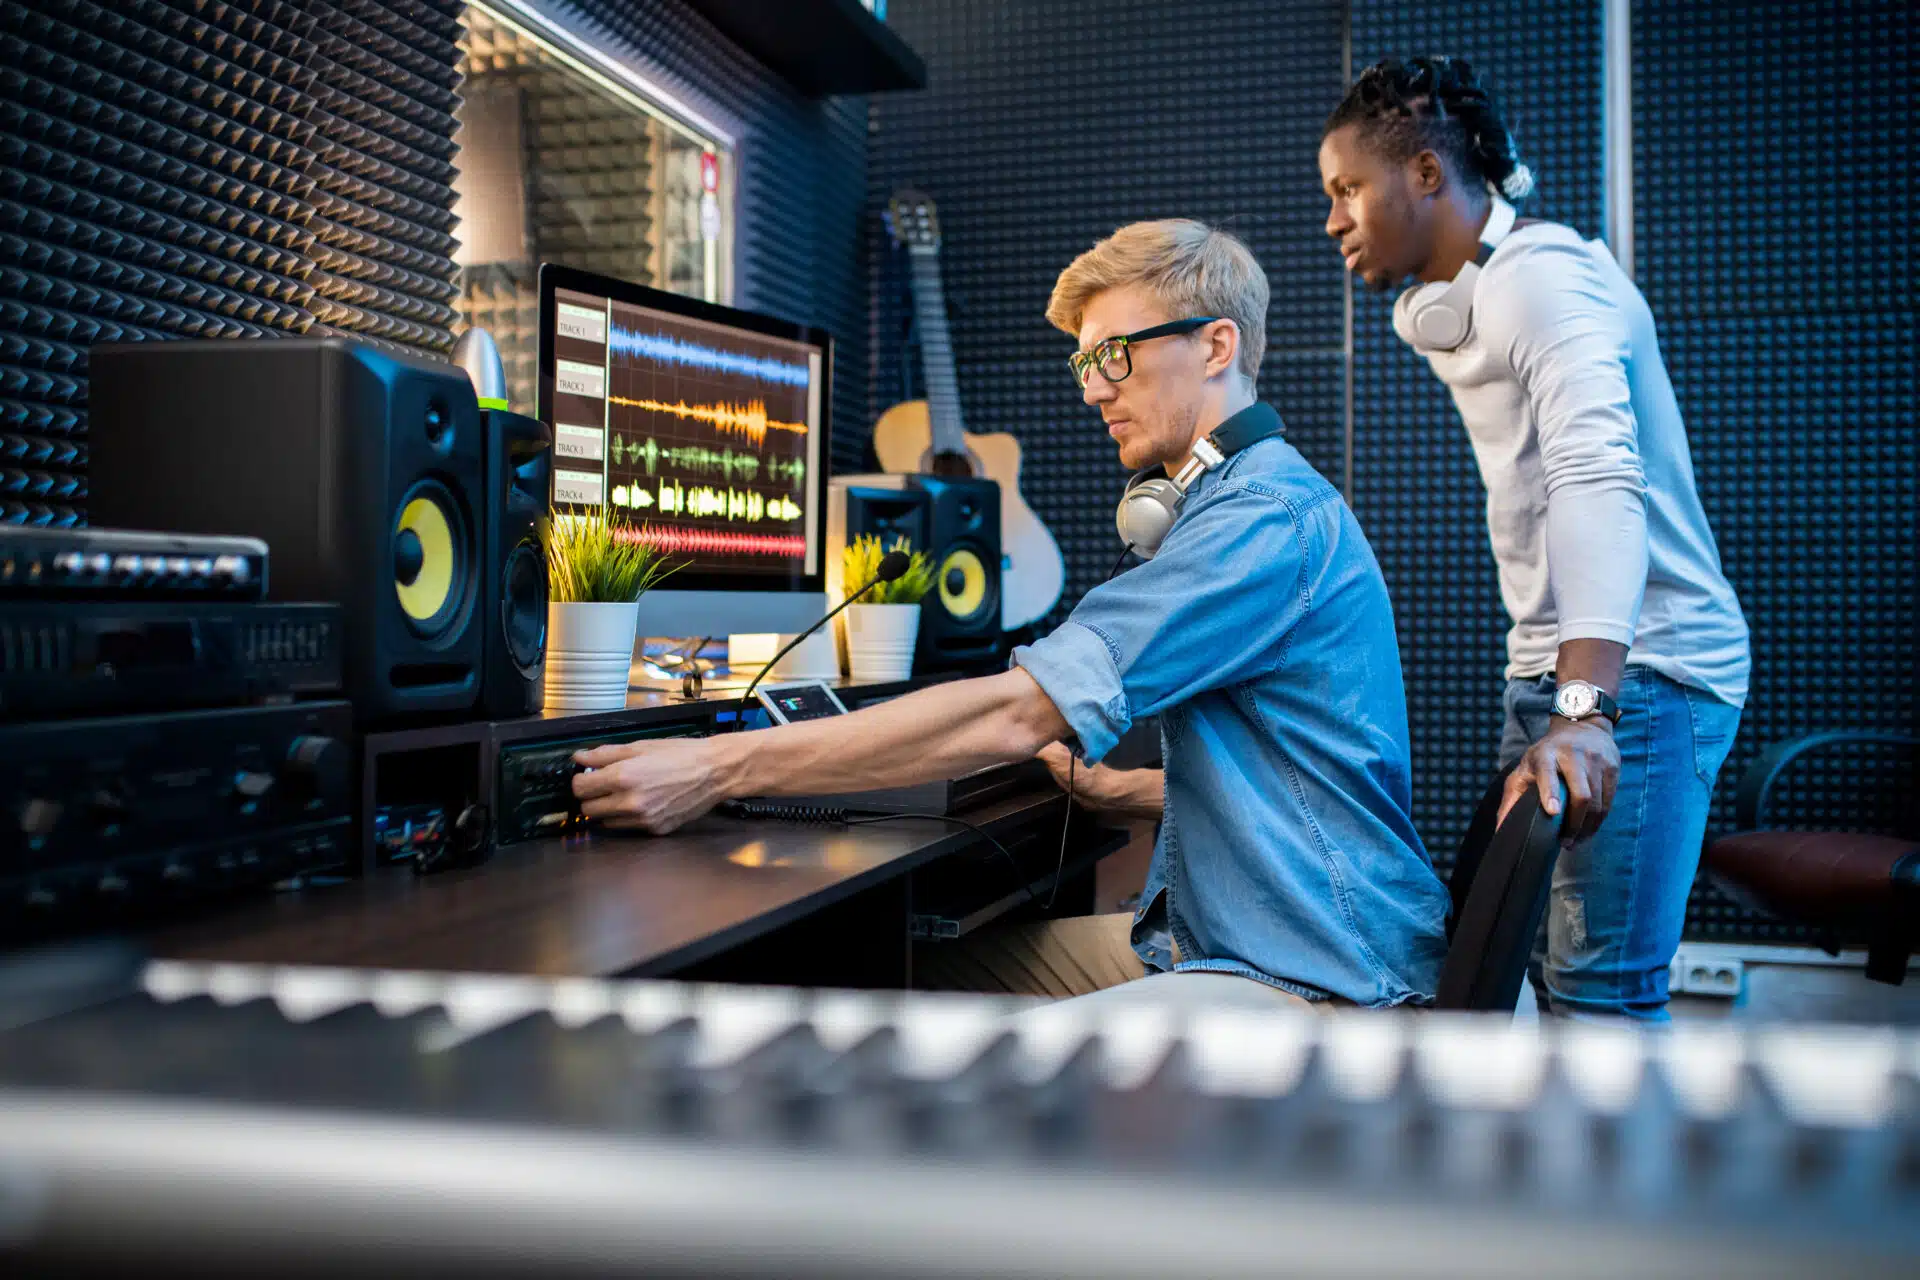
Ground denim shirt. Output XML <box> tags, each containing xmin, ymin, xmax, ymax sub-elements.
<box><xmin>1012</xmin><ymin>407</ymin><xmax>1449</xmax><ymax>1005</ymax></box>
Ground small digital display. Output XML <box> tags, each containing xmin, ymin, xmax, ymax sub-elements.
<box><xmin>757</xmin><ymin>681</ymin><xmax>847</xmax><ymax>724</ymax></box>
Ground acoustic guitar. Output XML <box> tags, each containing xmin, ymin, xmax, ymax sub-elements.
<box><xmin>876</xmin><ymin>189</ymin><xmax>1065</xmax><ymax>632</ymax></box>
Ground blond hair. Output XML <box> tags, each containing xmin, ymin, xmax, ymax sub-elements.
<box><xmin>1046</xmin><ymin>219</ymin><xmax>1268</xmax><ymax>382</ymax></box>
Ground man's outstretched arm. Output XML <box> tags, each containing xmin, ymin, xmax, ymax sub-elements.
<box><xmin>570</xmin><ymin>669</ymin><xmax>1071</xmax><ymax>833</ymax></box>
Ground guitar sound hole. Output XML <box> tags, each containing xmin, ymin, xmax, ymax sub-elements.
<box><xmin>928</xmin><ymin>451</ymin><xmax>975</xmax><ymax>479</ymax></box>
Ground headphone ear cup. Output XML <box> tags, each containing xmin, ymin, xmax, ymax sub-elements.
<box><xmin>1394</xmin><ymin>270</ymin><xmax>1476</xmax><ymax>352</ymax></box>
<box><xmin>1116</xmin><ymin>475</ymin><xmax>1182</xmax><ymax>559</ymax></box>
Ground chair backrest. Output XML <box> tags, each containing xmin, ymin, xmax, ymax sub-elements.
<box><xmin>1434</xmin><ymin>767</ymin><xmax>1567</xmax><ymax>1012</ymax></box>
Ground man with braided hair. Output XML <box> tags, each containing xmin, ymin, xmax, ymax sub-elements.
<box><xmin>1313</xmin><ymin>56</ymin><xmax>1750</xmax><ymax>1021</ymax></box>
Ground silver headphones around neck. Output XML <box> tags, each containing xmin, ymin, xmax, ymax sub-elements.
<box><xmin>1114</xmin><ymin>404</ymin><xmax>1288</xmax><ymax>558</ymax></box>
<box><xmin>1116</xmin><ymin>438</ymin><xmax>1224</xmax><ymax>559</ymax></box>
<box><xmin>1392</xmin><ymin>193</ymin><xmax>1518</xmax><ymax>352</ymax></box>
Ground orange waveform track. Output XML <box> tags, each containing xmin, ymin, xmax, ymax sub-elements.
<box><xmin>609</xmin><ymin>395</ymin><xmax>807</xmax><ymax>446</ymax></box>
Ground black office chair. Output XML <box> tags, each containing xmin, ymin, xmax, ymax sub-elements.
<box><xmin>1434</xmin><ymin>764</ymin><xmax>1568</xmax><ymax>1012</ymax></box>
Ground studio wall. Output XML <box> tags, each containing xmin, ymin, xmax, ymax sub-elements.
<box><xmin>868</xmin><ymin>0</ymin><xmax>1917</xmax><ymax>933</ymax></box>
<box><xmin>0</xmin><ymin>0</ymin><xmax>872</xmax><ymax>526</ymax></box>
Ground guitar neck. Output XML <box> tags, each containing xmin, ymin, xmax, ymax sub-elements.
<box><xmin>906</xmin><ymin>248</ymin><xmax>968</xmax><ymax>455</ymax></box>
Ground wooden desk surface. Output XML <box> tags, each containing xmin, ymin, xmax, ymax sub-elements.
<box><xmin>148</xmin><ymin>789</ymin><xmax>1068</xmax><ymax>979</ymax></box>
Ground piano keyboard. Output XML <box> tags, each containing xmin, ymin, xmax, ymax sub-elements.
<box><xmin>0</xmin><ymin>958</ymin><xmax>1915</xmax><ymax>1277</ymax></box>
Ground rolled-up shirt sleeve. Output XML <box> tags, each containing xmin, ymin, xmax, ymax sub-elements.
<box><xmin>1481</xmin><ymin>241</ymin><xmax>1650</xmax><ymax>649</ymax></box>
<box><xmin>1012</xmin><ymin>484</ymin><xmax>1307</xmax><ymax>765</ymax></box>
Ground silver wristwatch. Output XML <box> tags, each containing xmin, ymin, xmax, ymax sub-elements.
<box><xmin>1552</xmin><ymin>679</ymin><xmax>1621</xmax><ymax>725</ymax></box>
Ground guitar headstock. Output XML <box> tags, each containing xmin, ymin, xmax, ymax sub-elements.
<box><xmin>884</xmin><ymin>188</ymin><xmax>941</xmax><ymax>253</ymax></box>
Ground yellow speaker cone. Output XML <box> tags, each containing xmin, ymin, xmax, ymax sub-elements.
<box><xmin>395</xmin><ymin>494</ymin><xmax>455</xmax><ymax>624</ymax></box>
<box><xmin>937</xmin><ymin>547</ymin><xmax>988</xmax><ymax>619</ymax></box>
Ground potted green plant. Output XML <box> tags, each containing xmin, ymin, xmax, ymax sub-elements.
<box><xmin>839</xmin><ymin>534</ymin><xmax>935</xmax><ymax>682</ymax></box>
<box><xmin>544</xmin><ymin>508</ymin><xmax>679</xmax><ymax>711</ymax></box>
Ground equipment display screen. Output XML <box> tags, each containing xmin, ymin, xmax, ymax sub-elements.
<box><xmin>756</xmin><ymin>681</ymin><xmax>848</xmax><ymax>724</ymax></box>
<box><xmin>547</xmin><ymin>283</ymin><xmax>825</xmax><ymax>581</ymax></box>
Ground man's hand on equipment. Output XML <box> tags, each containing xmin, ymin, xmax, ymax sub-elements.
<box><xmin>1498</xmin><ymin>717</ymin><xmax>1620</xmax><ymax>843</ymax></box>
<box><xmin>1037</xmin><ymin>742</ymin><xmax>1164</xmax><ymax>820</ymax></box>
<box><xmin>571</xmin><ymin>738</ymin><xmax>726</xmax><ymax>835</ymax></box>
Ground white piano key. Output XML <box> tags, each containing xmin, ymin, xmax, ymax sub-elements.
<box><xmin>1753</xmin><ymin>1026</ymin><xmax>1902</xmax><ymax>1128</ymax></box>
<box><xmin>809</xmin><ymin>990</ymin><xmax>899</xmax><ymax>1054</ymax></box>
<box><xmin>142</xmin><ymin>960</ymin><xmax>209</xmax><ymax>1003</ymax></box>
<box><xmin>1554</xmin><ymin>1023</ymin><xmax>1649</xmax><ymax>1115</ymax></box>
<box><xmin>615</xmin><ymin>980</ymin><xmax>692</xmax><ymax>1035</ymax></box>
<box><xmin>889</xmin><ymin>994</ymin><xmax>1011</xmax><ymax>1080</ymax></box>
<box><xmin>1184</xmin><ymin>1010</ymin><xmax>1316</xmax><ymax>1096</ymax></box>
<box><xmin>1654</xmin><ymin>1024</ymin><xmax>1747</xmax><ymax>1119</ymax></box>
<box><xmin>432</xmin><ymin>975</ymin><xmax>552</xmax><ymax>1045</ymax></box>
<box><xmin>204</xmin><ymin>963</ymin><xmax>274</xmax><ymax>1007</ymax></box>
<box><xmin>685</xmin><ymin>985</ymin><xmax>808</xmax><ymax>1068</ymax></box>
<box><xmin>1089</xmin><ymin>1006</ymin><xmax>1179</xmax><ymax>1092</ymax></box>
<box><xmin>269</xmin><ymin>967</ymin><xmax>369</xmax><ymax>1022</ymax></box>
<box><xmin>1319</xmin><ymin>1013</ymin><xmax>1410</xmax><ymax>1101</ymax></box>
<box><xmin>368</xmin><ymin>970</ymin><xmax>448</xmax><ymax>1019</ymax></box>
<box><xmin>1415</xmin><ymin>1016</ymin><xmax>1547</xmax><ymax>1111</ymax></box>
<box><xmin>1009</xmin><ymin>1003</ymin><xmax>1102</xmax><ymax>1084</ymax></box>
<box><xmin>547</xmin><ymin>977</ymin><xmax>617</xmax><ymax>1028</ymax></box>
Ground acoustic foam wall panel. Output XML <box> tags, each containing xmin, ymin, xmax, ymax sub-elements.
<box><xmin>868</xmin><ymin>0</ymin><xmax>1348</xmax><ymax>633</ymax></box>
<box><xmin>1634</xmin><ymin>0</ymin><xmax>1918</xmax><ymax>944</ymax></box>
<box><xmin>557</xmin><ymin>0</ymin><xmax>870</xmax><ymax>479</ymax></box>
<box><xmin>1346</xmin><ymin>0</ymin><xmax>1606</xmax><ymax>879</ymax></box>
<box><xmin>0</xmin><ymin>0</ymin><xmax>468</xmax><ymax>525</ymax></box>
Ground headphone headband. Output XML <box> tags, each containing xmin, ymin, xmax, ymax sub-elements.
<box><xmin>1115</xmin><ymin>403</ymin><xmax>1286</xmax><ymax>558</ymax></box>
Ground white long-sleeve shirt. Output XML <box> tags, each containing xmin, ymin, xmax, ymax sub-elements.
<box><xmin>1398</xmin><ymin>223</ymin><xmax>1751</xmax><ymax>707</ymax></box>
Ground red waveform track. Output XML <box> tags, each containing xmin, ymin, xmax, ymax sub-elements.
<box><xmin>616</xmin><ymin>525</ymin><xmax>807</xmax><ymax>559</ymax></box>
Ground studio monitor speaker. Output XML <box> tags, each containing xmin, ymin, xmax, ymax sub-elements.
<box><xmin>89</xmin><ymin>337</ymin><xmax>484</xmax><ymax>722</ymax></box>
<box><xmin>827</xmin><ymin>474</ymin><xmax>1004</xmax><ymax>672</ymax></box>
<box><xmin>480</xmin><ymin>408</ymin><xmax>550</xmax><ymax>718</ymax></box>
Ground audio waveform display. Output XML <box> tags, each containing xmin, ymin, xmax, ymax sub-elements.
<box><xmin>617</xmin><ymin>525</ymin><xmax>808</xmax><ymax>559</ymax></box>
<box><xmin>607</xmin><ymin>435</ymin><xmax>806</xmax><ymax>487</ymax></box>
<box><xmin>608</xmin><ymin>394</ymin><xmax>806</xmax><ymax>447</ymax></box>
<box><xmin>608</xmin><ymin>325</ymin><xmax>810</xmax><ymax>388</ymax></box>
<box><xmin>578</xmin><ymin>291</ymin><xmax>820</xmax><ymax>579</ymax></box>
<box><xmin>620</xmin><ymin>479</ymin><xmax>804</xmax><ymax>523</ymax></box>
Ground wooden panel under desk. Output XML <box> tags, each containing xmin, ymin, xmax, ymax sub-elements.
<box><xmin>147</xmin><ymin>790</ymin><xmax>1070</xmax><ymax>979</ymax></box>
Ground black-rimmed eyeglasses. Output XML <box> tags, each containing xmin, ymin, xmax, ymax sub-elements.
<box><xmin>1067</xmin><ymin>316</ymin><xmax>1223</xmax><ymax>390</ymax></box>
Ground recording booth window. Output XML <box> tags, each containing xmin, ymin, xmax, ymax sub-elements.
<box><xmin>452</xmin><ymin>0</ymin><xmax>734</xmax><ymax>417</ymax></box>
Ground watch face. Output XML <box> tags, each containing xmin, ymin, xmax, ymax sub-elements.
<box><xmin>1556</xmin><ymin>683</ymin><xmax>1598</xmax><ymax>717</ymax></box>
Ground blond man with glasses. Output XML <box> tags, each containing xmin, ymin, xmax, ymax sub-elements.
<box><xmin>570</xmin><ymin>220</ymin><xmax>1450</xmax><ymax>1010</ymax></box>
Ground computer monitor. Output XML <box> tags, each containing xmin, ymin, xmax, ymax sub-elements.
<box><xmin>537</xmin><ymin>264</ymin><xmax>832</xmax><ymax>643</ymax></box>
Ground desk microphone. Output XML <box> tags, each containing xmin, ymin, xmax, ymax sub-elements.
<box><xmin>735</xmin><ymin>550</ymin><xmax>912</xmax><ymax>731</ymax></box>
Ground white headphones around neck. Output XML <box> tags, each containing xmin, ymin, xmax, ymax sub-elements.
<box><xmin>1115</xmin><ymin>403</ymin><xmax>1286</xmax><ymax>559</ymax></box>
<box><xmin>1393</xmin><ymin>193</ymin><xmax>1518</xmax><ymax>352</ymax></box>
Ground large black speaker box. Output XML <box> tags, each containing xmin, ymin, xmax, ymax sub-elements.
<box><xmin>480</xmin><ymin>408</ymin><xmax>550</xmax><ymax>718</ymax></box>
<box><xmin>835</xmin><ymin>475</ymin><xmax>1004</xmax><ymax>671</ymax></box>
<box><xmin>913</xmin><ymin>475</ymin><xmax>1004</xmax><ymax>667</ymax></box>
<box><xmin>89</xmin><ymin>337</ymin><xmax>485</xmax><ymax>722</ymax></box>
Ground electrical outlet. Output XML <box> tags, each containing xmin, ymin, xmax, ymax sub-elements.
<box><xmin>1670</xmin><ymin>949</ymin><xmax>1744</xmax><ymax>998</ymax></box>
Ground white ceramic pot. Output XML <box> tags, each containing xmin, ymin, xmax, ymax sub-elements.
<box><xmin>844</xmin><ymin>602</ymin><xmax>920</xmax><ymax>683</ymax></box>
<box><xmin>544</xmin><ymin>600</ymin><xmax>639</xmax><ymax>712</ymax></box>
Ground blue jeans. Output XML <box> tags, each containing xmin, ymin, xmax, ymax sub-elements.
<box><xmin>1500</xmin><ymin>666</ymin><xmax>1742</xmax><ymax>1022</ymax></box>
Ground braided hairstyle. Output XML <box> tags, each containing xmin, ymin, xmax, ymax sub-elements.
<box><xmin>1323</xmin><ymin>57</ymin><xmax>1535</xmax><ymax>203</ymax></box>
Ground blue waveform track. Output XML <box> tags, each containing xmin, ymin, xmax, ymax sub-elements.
<box><xmin>609</xmin><ymin>325</ymin><xmax>810</xmax><ymax>388</ymax></box>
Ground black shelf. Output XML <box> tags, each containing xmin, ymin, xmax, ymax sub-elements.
<box><xmin>682</xmin><ymin>0</ymin><xmax>927</xmax><ymax>96</ymax></box>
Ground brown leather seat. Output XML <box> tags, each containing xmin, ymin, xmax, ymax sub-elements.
<box><xmin>1702</xmin><ymin>730</ymin><xmax>1919</xmax><ymax>984</ymax></box>
<box><xmin>1706</xmin><ymin>829</ymin><xmax>1916</xmax><ymax>931</ymax></box>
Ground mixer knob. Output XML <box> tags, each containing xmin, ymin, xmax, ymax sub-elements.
<box><xmin>16</xmin><ymin>796</ymin><xmax>61</xmax><ymax>846</ymax></box>
<box><xmin>86</xmin><ymin>783</ymin><xmax>129</xmax><ymax>835</ymax></box>
<box><xmin>283</xmin><ymin>735</ymin><xmax>346</xmax><ymax>806</ymax></box>
<box><xmin>231</xmin><ymin>769</ymin><xmax>276</xmax><ymax>815</ymax></box>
